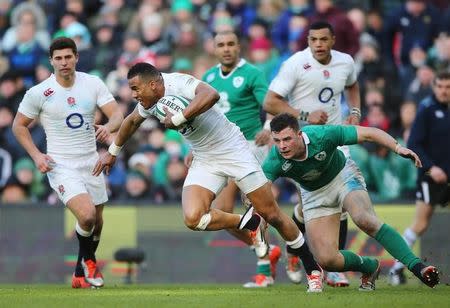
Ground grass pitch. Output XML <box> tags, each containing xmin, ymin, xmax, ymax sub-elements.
<box><xmin>0</xmin><ymin>282</ymin><xmax>448</xmax><ymax>308</ymax></box>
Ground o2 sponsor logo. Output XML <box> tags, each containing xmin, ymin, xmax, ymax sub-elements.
<box><xmin>318</xmin><ymin>87</ymin><xmax>334</xmax><ymax>103</ymax></box>
<box><xmin>66</xmin><ymin>113</ymin><xmax>90</xmax><ymax>130</ymax></box>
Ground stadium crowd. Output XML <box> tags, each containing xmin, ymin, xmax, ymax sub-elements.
<box><xmin>0</xmin><ymin>0</ymin><xmax>449</xmax><ymax>204</ymax></box>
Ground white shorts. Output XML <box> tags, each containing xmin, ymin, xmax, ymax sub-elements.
<box><xmin>248</xmin><ymin>140</ymin><xmax>269</xmax><ymax>164</ymax></box>
<box><xmin>300</xmin><ymin>159</ymin><xmax>366</xmax><ymax>222</ymax></box>
<box><xmin>46</xmin><ymin>153</ymin><xmax>108</xmax><ymax>205</ymax></box>
<box><xmin>184</xmin><ymin>146</ymin><xmax>268</xmax><ymax>195</ymax></box>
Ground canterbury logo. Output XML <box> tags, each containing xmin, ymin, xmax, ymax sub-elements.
<box><xmin>303</xmin><ymin>63</ymin><xmax>311</xmax><ymax>70</ymax></box>
<box><xmin>43</xmin><ymin>88</ymin><xmax>54</xmax><ymax>97</ymax></box>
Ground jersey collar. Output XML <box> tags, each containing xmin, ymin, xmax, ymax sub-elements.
<box><xmin>218</xmin><ymin>59</ymin><xmax>246</xmax><ymax>79</ymax></box>
<box><xmin>294</xmin><ymin>132</ymin><xmax>310</xmax><ymax>162</ymax></box>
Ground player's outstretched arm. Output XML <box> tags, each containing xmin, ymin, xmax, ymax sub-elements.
<box><xmin>92</xmin><ymin>108</ymin><xmax>145</xmax><ymax>176</ymax></box>
<box><xmin>355</xmin><ymin>125</ymin><xmax>422</xmax><ymax>167</ymax></box>
<box><xmin>12</xmin><ymin>113</ymin><xmax>55</xmax><ymax>173</ymax></box>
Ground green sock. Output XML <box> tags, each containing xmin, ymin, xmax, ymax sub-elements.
<box><xmin>341</xmin><ymin>250</ymin><xmax>378</xmax><ymax>274</ymax></box>
<box><xmin>375</xmin><ymin>223</ymin><xmax>421</xmax><ymax>271</ymax></box>
<box><xmin>256</xmin><ymin>260</ymin><xmax>271</xmax><ymax>277</ymax></box>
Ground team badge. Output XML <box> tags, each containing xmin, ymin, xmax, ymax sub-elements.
<box><xmin>303</xmin><ymin>63</ymin><xmax>311</xmax><ymax>70</ymax></box>
<box><xmin>323</xmin><ymin>70</ymin><xmax>330</xmax><ymax>79</ymax></box>
<box><xmin>58</xmin><ymin>185</ymin><xmax>65</xmax><ymax>195</ymax></box>
<box><xmin>314</xmin><ymin>151</ymin><xmax>327</xmax><ymax>161</ymax></box>
<box><xmin>43</xmin><ymin>88</ymin><xmax>54</xmax><ymax>97</ymax></box>
<box><xmin>206</xmin><ymin>73</ymin><xmax>215</xmax><ymax>83</ymax></box>
<box><xmin>67</xmin><ymin>97</ymin><xmax>76</xmax><ymax>107</ymax></box>
<box><xmin>435</xmin><ymin>110</ymin><xmax>444</xmax><ymax>118</ymax></box>
<box><xmin>232</xmin><ymin>76</ymin><xmax>244</xmax><ymax>88</ymax></box>
<box><xmin>281</xmin><ymin>161</ymin><xmax>293</xmax><ymax>172</ymax></box>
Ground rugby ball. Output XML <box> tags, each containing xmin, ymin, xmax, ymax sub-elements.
<box><xmin>155</xmin><ymin>95</ymin><xmax>190</xmax><ymax>122</ymax></box>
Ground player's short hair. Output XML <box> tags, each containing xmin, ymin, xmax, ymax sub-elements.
<box><xmin>434</xmin><ymin>70</ymin><xmax>450</xmax><ymax>83</ymax></box>
<box><xmin>127</xmin><ymin>62</ymin><xmax>162</xmax><ymax>81</ymax></box>
<box><xmin>49</xmin><ymin>37</ymin><xmax>78</xmax><ymax>57</ymax></box>
<box><xmin>270</xmin><ymin>113</ymin><xmax>300</xmax><ymax>132</ymax></box>
<box><xmin>309</xmin><ymin>21</ymin><xmax>335</xmax><ymax>35</ymax></box>
<box><xmin>214</xmin><ymin>30</ymin><xmax>240</xmax><ymax>42</ymax></box>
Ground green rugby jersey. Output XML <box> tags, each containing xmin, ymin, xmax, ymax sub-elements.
<box><xmin>202</xmin><ymin>59</ymin><xmax>268</xmax><ymax>140</ymax></box>
<box><xmin>263</xmin><ymin>125</ymin><xmax>358</xmax><ymax>191</ymax></box>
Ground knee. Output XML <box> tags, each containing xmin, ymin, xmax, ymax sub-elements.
<box><xmin>184</xmin><ymin>210</ymin><xmax>209</xmax><ymax>231</ymax></box>
<box><xmin>314</xmin><ymin>251</ymin><xmax>340</xmax><ymax>271</ymax></box>
<box><xmin>78</xmin><ymin>210</ymin><xmax>96</xmax><ymax>229</ymax></box>
<box><xmin>262</xmin><ymin>210</ymin><xmax>282</xmax><ymax>228</ymax></box>
<box><xmin>353</xmin><ymin>214</ymin><xmax>381</xmax><ymax>236</ymax></box>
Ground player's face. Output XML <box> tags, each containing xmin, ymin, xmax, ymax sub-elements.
<box><xmin>50</xmin><ymin>48</ymin><xmax>78</xmax><ymax>78</ymax></box>
<box><xmin>308</xmin><ymin>28</ymin><xmax>335</xmax><ymax>64</ymax></box>
<box><xmin>433</xmin><ymin>78</ymin><xmax>450</xmax><ymax>104</ymax></box>
<box><xmin>128</xmin><ymin>75</ymin><xmax>164</xmax><ymax>109</ymax></box>
<box><xmin>272</xmin><ymin>127</ymin><xmax>304</xmax><ymax>160</ymax></box>
<box><xmin>214</xmin><ymin>33</ymin><xmax>240</xmax><ymax>68</ymax></box>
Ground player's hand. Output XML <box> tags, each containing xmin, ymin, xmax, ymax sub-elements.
<box><xmin>428</xmin><ymin>166</ymin><xmax>448</xmax><ymax>184</ymax></box>
<box><xmin>94</xmin><ymin>124</ymin><xmax>110</xmax><ymax>144</ymax></box>
<box><xmin>396</xmin><ymin>146</ymin><xmax>422</xmax><ymax>168</ymax></box>
<box><xmin>255</xmin><ymin>129</ymin><xmax>271</xmax><ymax>146</ymax></box>
<box><xmin>162</xmin><ymin>107</ymin><xmax>176</xmax><ymax>129</ymax></box>
<box><xmin>344</xmin><ymin>114</ymin><xmax>360</xmax><ymax>125</ymax></box>
<box><xmin>307</xmin><ymin>110</ymin><xmax>328</xmax><ymax>124</ymax></box>
<box><xmin>32</xmin><ymin>152</ymin><xmax>55</xmax><ymax>173</ymax></box>
<box><xmin>92</xmin><ymin>152</ymin><xmax>116</xmax><ymax>176</ymax></box>
<box><xmin>184</xmin><ymin>151</ymin><xmax>193</xmax><ymax>168</ymax></box>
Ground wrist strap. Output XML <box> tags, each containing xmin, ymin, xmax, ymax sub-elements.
<box><xmin>108</xmin><ymin>142</ymin><xmax>123</xmax><ymax>156</ymax></box>
<box><xmin>172</xmin><ymin>112</ymin><xmax>187</xmax><ymax>126</ymax></box>
<box><xmin>297</xmin><ymin>111</ymin><xmax>309</xmax><ymax>122</ymax></box>
<box><xmin>350</xmin><ymin>107</ymin><xmax>361</xmax><ymax>119</ymax></box>
<box><xmin>263</xmin><ymin>119</ymin><xmax>271</xmax><ymax>130</ymax></box>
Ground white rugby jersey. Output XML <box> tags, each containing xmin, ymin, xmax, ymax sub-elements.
<box><xmin>18</xmin><ymin>72</ymin><xmax>114</xmax><ymax>158</ymax></box>
<box><xmin>269</xmin><ymin>48</ymin><xmax>357</xmax><ymax>125</ymax></box>
<box><xmin>138</xmin><ymin>73</ymin><xmax>247</xmax><ymax>159</ymax></box>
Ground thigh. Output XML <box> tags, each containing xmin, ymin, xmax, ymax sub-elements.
<box><xmin>305</xmin><ymin>213</ymin><xmax>341</xmax><ymax>256</ymax></box>
<box><xmin>83</xmin><ymin>169</ymin><xmax>108</xmax><ymax>206</ymax></box>
<box><xmin>235</xmin><ymin>170</ymin><xmax>268</xmax><ymax>195</ymax></box>
<box><xmin>182</xmin><ymin>185</ymin><xmax>216</xmax><ymax>219</ymax></box>
<box><xmin>47</xmin><ymin>164</ymin><xmax>88</xmax><ymax>205</ymax></box>
<box><xmin>184</xmin><ymin>159</ymin><xmax>228</xmax><ymax>195</ymax></box>
<box><xmin>66</xmin><ymin>193</ymin><xmax>96</xmax><ymax>221</ymax></box>
<box><xmin>343</xmin><ymin>190</ymin><xmax>382</xmax><ymax>236</ymax></box>
<box><xmin>213</xmin><ymin>180</ymin><xmax>239</xmax><ymax>213</ymax></box>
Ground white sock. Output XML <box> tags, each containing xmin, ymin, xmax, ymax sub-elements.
<box><xmin>286</xmin><ymin>232</ymin><xmax>305</xmax><ymax>249</ymax></box>
<box><xmin>75</xmin><ymin>222</ymin><xmax>94</xmax><ymax>237</ymax></box>
<box><xmin>403</xmin><ymin>228</ymin><xmax>417</xmax><ymax>247</ymax></box>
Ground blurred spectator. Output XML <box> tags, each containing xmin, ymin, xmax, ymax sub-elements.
<box><xmin>391</xmin><ymin>100</ymin><xmax>417</xmax><ymax>144</ymax></box>
<box><xmin>383</xmin><ymin>0</ymin><xmax>441</xmax><ymax>68</ymax></box>
<box><xmin>366</xmin><ymin>10</ymin><xmax>384</xmax><ymax>48</ymax></box>
<box><xmin>427</xmin><ymin>32</ymin><xmax>450</xmax><ymax>72</ymax></box>
<box><xmin>208</xmin><ymin>4</ymin><xmax>234</xmax><ymax>33</ymax></box>
<box><xmin>117</xmin><ymin>32</ymin><xmax>156</xmax><ymax>68</ymax></box>
<box><xmin>154</xmin><ymin>46</ymin><xmax>175</xmax><ymax>73</ymax></box>
<box><xmin>1</xmin><ymin>175</ymin><xmax>27</xmax><ymax>203</ymax></box>
<box><xmin>1</xmin><ymin>2</ymin><xmax>50</xmax><ymax>53</ymax></box>
<box><xmin>12</xmin><ymin>157</ymin><xmax>48</xmax><ymax>201</ymax></box>
<box><xmin>256</xmin><ymin>0</ymin><xmax>285</xmax><ymax>28</ymax></box>
<box><xmin>64</xmin><ymin>21</ymin><xmax>95</xmax><ymax>73</ymax></box>
<box><xmin>361</xmin><ymin>104</ymin><xmax>391</xmax><ymax>132</ymax></box>
<box><xmin>248</xmin><ymin>37</ymin><xmax>279</xmax><ymax>82</ymax></box>
<box><xmin>2</xmin><ymin>119</ymin><xmax>46</xmax><ymax>161</ymax></box>
<box><xmin>0</xmin><ymin>70</ymin><xmax>26</xmax><ymax>112</ymax></box>
<box><xmin>173</xmin><ymin>57</ymin><xmax>193</xmax><ymax>74</ymax></box>
<box><xmin>405</xmin><ymin>64</ymin><xmax>435</xmax><ymax>104</ymax></box>
<box><xmin>0</xmin><ymin>147</ymin><xmax>12</xmax><ymax>190</ymax></box>
<box><xmin>247</xmin><ymin>18</ymin><xmax>270</xmax><ymax>42</ymax></box>
<box><xmin>271</xmin><ymin>0</ymin><xmax>313</xmax><ymax>54</ymax></box>
<box><xmin>92</xmin><ymin>24</ymin><xmax>120</xmax><ymax>78</ymax></box>
<box><xmin>222</xmin><ymin>0</ymin><xmax>257</xmax><ymax>36</ymax></box>
<box><xmin>34</xmin><ymin>58</ymin><xmax>52</xmax><ymax>83</ymax></box>
<box><xmin>0</xmin><ymin>0</ymin><xmax>12</xmax><ymax>37</ymax></box>
<box><xmin>125</xmin><ymin>169</ymin><xmax>152</xmax><ymax>200</ymax></box>
<box><xmin>297</xmin><ymin>0</ymin><xmax>360</xmax><ymax>56</ymax></box>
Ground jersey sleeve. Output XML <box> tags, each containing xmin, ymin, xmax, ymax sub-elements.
<box><xmin>93</xmin><ymin>76</ymin><xmax>115</xmax><ymax>107</ymax></box>
<box><xmin>250</xmin><ymin>68</ymin><xmax>269</xmax><ymax>106</ymax></box>
<box><xmin>17</xmin><ymin>89</ymin><xmax>42</xmax><ymax>119</ymax></box>
<box><xmin>172</xmin><ymin>73</ymin><xmax>202</xmax><ymax>100</ymax></box>
<box><xmin>268</xmin><ymin>57</ymin><xmax>298</xmax><ymax>97</ymax></box>
<box><xmin>327</xmin><ymin>125</ymin><xmax>358</xmax><ymax>146</ymax></box>
<box><xmin>137</xmin><ymin>103</ymin><xmax>153</xmax><ymax>119</ymax></box>
<box><xmin>262</xmin><ymin>146</ymin><xmax>282</xmax><ymax>182</ymax></box>
<box><xmin>345</xmin><ymin>55</ymin><xmax>357</xmax><ymax>86</ymax></box>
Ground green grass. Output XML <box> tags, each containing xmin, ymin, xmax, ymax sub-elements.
<box><xmin>0</xmin><ymin>282</ymin><xmax>448</xmax><ymax>308</ymax></box>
